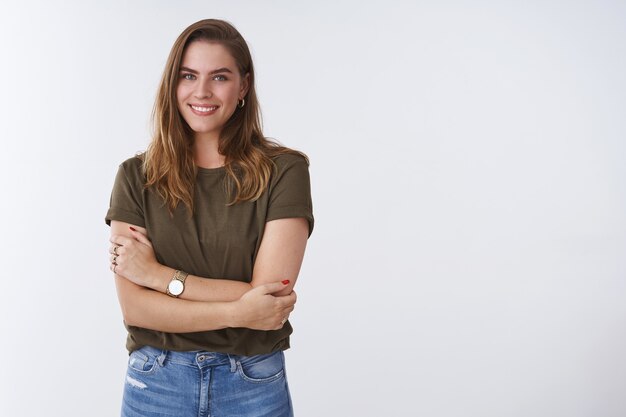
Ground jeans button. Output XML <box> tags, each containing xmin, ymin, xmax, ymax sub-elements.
<box><xmin>198</xmin><ymin>355</ymin><xmax>205</xmax><ymax>362</ymax></box>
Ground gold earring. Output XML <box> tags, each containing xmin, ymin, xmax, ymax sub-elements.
<box><xmin>238</xmin><ymin>98</ymin><xmax>245</xmax><ymax>108</ymax></box>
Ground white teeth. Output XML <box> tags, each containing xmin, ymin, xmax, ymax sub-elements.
<box><xmin>191</xmin><ymin>105</ymin><xmax>217</xmax><ymax>112</ymax></box>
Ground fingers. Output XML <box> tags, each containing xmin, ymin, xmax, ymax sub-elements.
<box><xmin>109</xmin><ymin>231</ymin><xmax>148</xmax><ymax>255</ymax></box>
<box><xmin>110</xmin><ymin>234</ymin><xmax>132</xmax><ymax>247</ymax></box>
<box><xmin>109</xmin><ymin>248</ymin><xmax>121</xmax><ymax>275</ymax></box>
<box><xmin>109</xmin><ymin>230</ymin><xmax>152</xmax><ymax>261</ymax></box>
<box><xmin>257</xmin><ymin>280</ymin><xmax>291</xmax><ymax>295</ymax></box>
<box><xmin>277</xmin><ymin>290</ymin><xmax>297</xmax><ymax>308</ymax></box>
<box><xmin>273</xmin><ymin>296</ymin><xmax>295</xmax><ymax>331</ymax></box>
<box><xmin>271</xmin><ymin>309</ymin><xmax>291</xmax><ymax>330</ymax></box>
<box><xmin>240</xmin><ymin>281</ymin><xmax>297</xmax><ymax>330</ymax></box>
<box><xmin>108</xmin><ymin>240</ymin><xmax>125</xmax><ymax>274</ymax></box>
<box><xmin>130</xmin><ymin>229</ymin><xmax>152</xmax><ymax>247</ymax></box>
<box><xmin>276</xmin><ymin>306</ymin><xmax>294</xmax><ymax>329</ymax></box>
<box><xmin>281</xmin><ymin>303</ymin><xmax>295</xmax><ymax>317</ymax></box>
<box><xmin>109</xmin><ymin>244</ymin><xmax>123</xmax><ymax>256</ymax></box>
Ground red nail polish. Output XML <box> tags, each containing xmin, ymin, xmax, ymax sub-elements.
<box><xmin>282</xmin><ymin>280</ymin><xmax>290</xmax><ymax>285</ymax></box>
<box><xmin>129</xmin><ymin>227</ymin><xmax>136</xmax><ymax>231</ymax></box>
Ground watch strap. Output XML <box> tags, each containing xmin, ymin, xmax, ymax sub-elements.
<box><xmin>166</xmin><ymin>270</ymin><xmax>188</xmax><ymax>297</ymax></box>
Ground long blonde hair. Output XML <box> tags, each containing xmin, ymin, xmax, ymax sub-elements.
<box><xmin>143</xmin><ymin>19</ymin><xmax>306</xmax><ymax>212</ymax></box>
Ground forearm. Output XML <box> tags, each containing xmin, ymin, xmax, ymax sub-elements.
<box><xmin>115</xmin><ymin>276</ymin><xmax>237</xmax><ymax>332</ymax></box>
<box><xmin>110</xmin><ymin>219</ymin><xmax>304</xmax><ymax>305</ymax></box>
<box><xmin>146</xmin><ymin>263</ymin><xmax>252</xmax><ymax>302</ymax></box>
<box><xmin>115</xmin><ymin>276</ymin><xmax>294</xmax><ymax>333</ymax></box>
<box><xmin>110</xmin><ymin>220</ymin><xmax>293</xmax><ymax>331</ymax></box>
<box><xmin>110</xmin><ymin>220</ymin><xmax>253</xmax><ymax>303</ymax></box>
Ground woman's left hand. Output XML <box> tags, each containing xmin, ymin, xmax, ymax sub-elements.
<box><xmin>109</xmin><ymin>228</ymin><xmax>160</xmax><ymax>289</ymax></box>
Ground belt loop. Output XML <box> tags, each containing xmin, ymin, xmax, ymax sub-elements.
<box><xmin>228</xmin><ymin>355</ymin><xmax>237</xmax><ymax>373</ymax></box>
<box><xmin>157</xmin><ymin>350</ymin><xmax>167</xmax><ymax>366</ymax></box>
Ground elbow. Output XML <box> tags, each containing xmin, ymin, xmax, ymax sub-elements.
<box><xmin>117</xmin><ymin>295</ymin><xmax>141</xmax><ymax>327</ymax></box>
<box><xmin>114</xmin><ymin>277</ymin><xmax>145</xmax><ymax>327</ymax></box>
<box><xmin>118</xmin><ymin>300</ymin><xmax>139</xmax><ymax>327</ymax></box>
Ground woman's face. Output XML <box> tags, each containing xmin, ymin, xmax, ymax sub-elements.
<box><xmin>176</xmin><ymin>41</ymin><xmax>249</xmax><ymax>142</ymax></box>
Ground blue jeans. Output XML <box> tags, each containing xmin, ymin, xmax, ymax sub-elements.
<box><xmin>121</xmin><ymin>345</ymin><xmax>293</xmax><ymax>417</ymax></box>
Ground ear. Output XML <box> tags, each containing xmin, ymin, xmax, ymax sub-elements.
<box><xmin>240</xmin><ymin>72</ymin><xmax>250</xmax><ymax>98</ymax></box>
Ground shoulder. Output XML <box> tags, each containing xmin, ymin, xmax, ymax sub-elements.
<box><xmin>270</xmin><ymin>152</ymin><xmax>310</xmax><ymax>172</ymax></box>
<box><xmin>107</xmin><ymin>154</ymin><xmax>147</xmax><ymax>226</ymax></box>
<box><xmin>118</xmin><ymin>154</ymin><xmax>144</xmax><ymax>171</ymax></box>
<box><xmin>116</xmin><ymin>154</ymin><xmax>145</xmax><ymax>181</ymax></box>
<box><xmin>267</xmin><ymin>151</ymin><xmax>312</xmax><ymax>191</ymax></box>
<box><xmin>110</xmin><ymin>154</ymin><xmax>147</xmax><ymax>194</ymax></box>
<box><xmin>264</xmin><ymin>151</ymin><xmax>314</xmax><ymax>233</ymax></box>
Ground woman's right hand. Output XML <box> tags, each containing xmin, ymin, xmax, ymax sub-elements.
<box><xmin>233</xmin><ymin>281</ymin><xmax>296</xmax><ymax>330</ymax></box>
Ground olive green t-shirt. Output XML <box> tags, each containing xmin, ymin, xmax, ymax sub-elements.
<box><xmin>105</xmin><ymin>153</ymin><xmax>314</xmax><ymax>355</ymax></box>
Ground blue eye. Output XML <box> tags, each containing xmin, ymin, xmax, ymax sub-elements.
<box><xmin>213</xmin><ymin>75</ymin><xmax>227</xmax><ymax>81</ymax></box>
<box><xmin>181</xmin><ymin>73</ymin><xmax>196</xmax><ymax>80</ymax></box>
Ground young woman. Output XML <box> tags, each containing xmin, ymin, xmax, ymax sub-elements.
<box><xmin>105</xmin><ymin>19</ymin><xmax>313</xmax><ymax>417</ymax></box>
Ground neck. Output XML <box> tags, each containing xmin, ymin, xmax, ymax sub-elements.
<box><xmin>193</xmin><ymin>134</ymin><xmax>225</xmax><ymax>169</ymax></box>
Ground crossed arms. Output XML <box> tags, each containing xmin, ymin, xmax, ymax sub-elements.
<box><xmin>109</xmin><ymin>217</ymin><xmax>309</xmax><ymax>333</ymax></box>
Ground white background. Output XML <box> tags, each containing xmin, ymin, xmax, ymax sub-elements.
<box><xmin>0</xmin><ymin>1</ymin><xmax>625</xmax><ymax>416</ymax></box>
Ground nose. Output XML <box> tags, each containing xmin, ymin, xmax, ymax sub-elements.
<box><xmin>194</xmin><ymin>77</ymin><xmax>213</xmax><ymax>99</ymax></box>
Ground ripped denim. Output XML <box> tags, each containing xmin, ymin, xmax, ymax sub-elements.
<box><xmin>121</xmin><ymin>345</ymin><xmax>293</xmax><ymax>417</ymax></box>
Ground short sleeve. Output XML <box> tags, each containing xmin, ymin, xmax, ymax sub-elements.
<box><xmin>266</xmin><ymin>154</ymin><xmax>314</xmax><ymax>237</ymax></box>
<box><xmin>105</xmin><ymin>157</ymin><xmax>146</xmax><ymax>228</ymax></box>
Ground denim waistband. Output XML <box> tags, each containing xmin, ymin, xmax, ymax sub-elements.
<box><xmin>134</xmin><ymin>345</ymin><xmax>280</xmax><ymax>372</ymax></box>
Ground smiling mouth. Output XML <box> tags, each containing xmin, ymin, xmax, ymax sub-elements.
<box><xmin>189</xmin><ymin>104</ymin><xmax>219</xmax><ymax>113</ymax></box>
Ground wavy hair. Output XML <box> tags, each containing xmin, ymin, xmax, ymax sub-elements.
<box><xmin>143</xmin><ymin>19</ymin><xmax>306</xmax><ymax>212</ymax></box>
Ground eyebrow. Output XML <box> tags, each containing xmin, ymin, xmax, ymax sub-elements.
<box><xmin>179</xmin><ymin>66</ymin><xmax>233</xmax><ymax>75</ymax></box>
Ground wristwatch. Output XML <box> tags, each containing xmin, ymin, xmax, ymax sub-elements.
<box><xmin>166</xmin><ymin>270</ymin><xmax>189</xmax><ymax>297</ymax></box>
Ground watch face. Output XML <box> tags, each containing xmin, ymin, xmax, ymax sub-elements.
<box><xmin>168</xmin><ymin>279</ymin><xmax>184</xmax><ymax>296</ymax></box>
